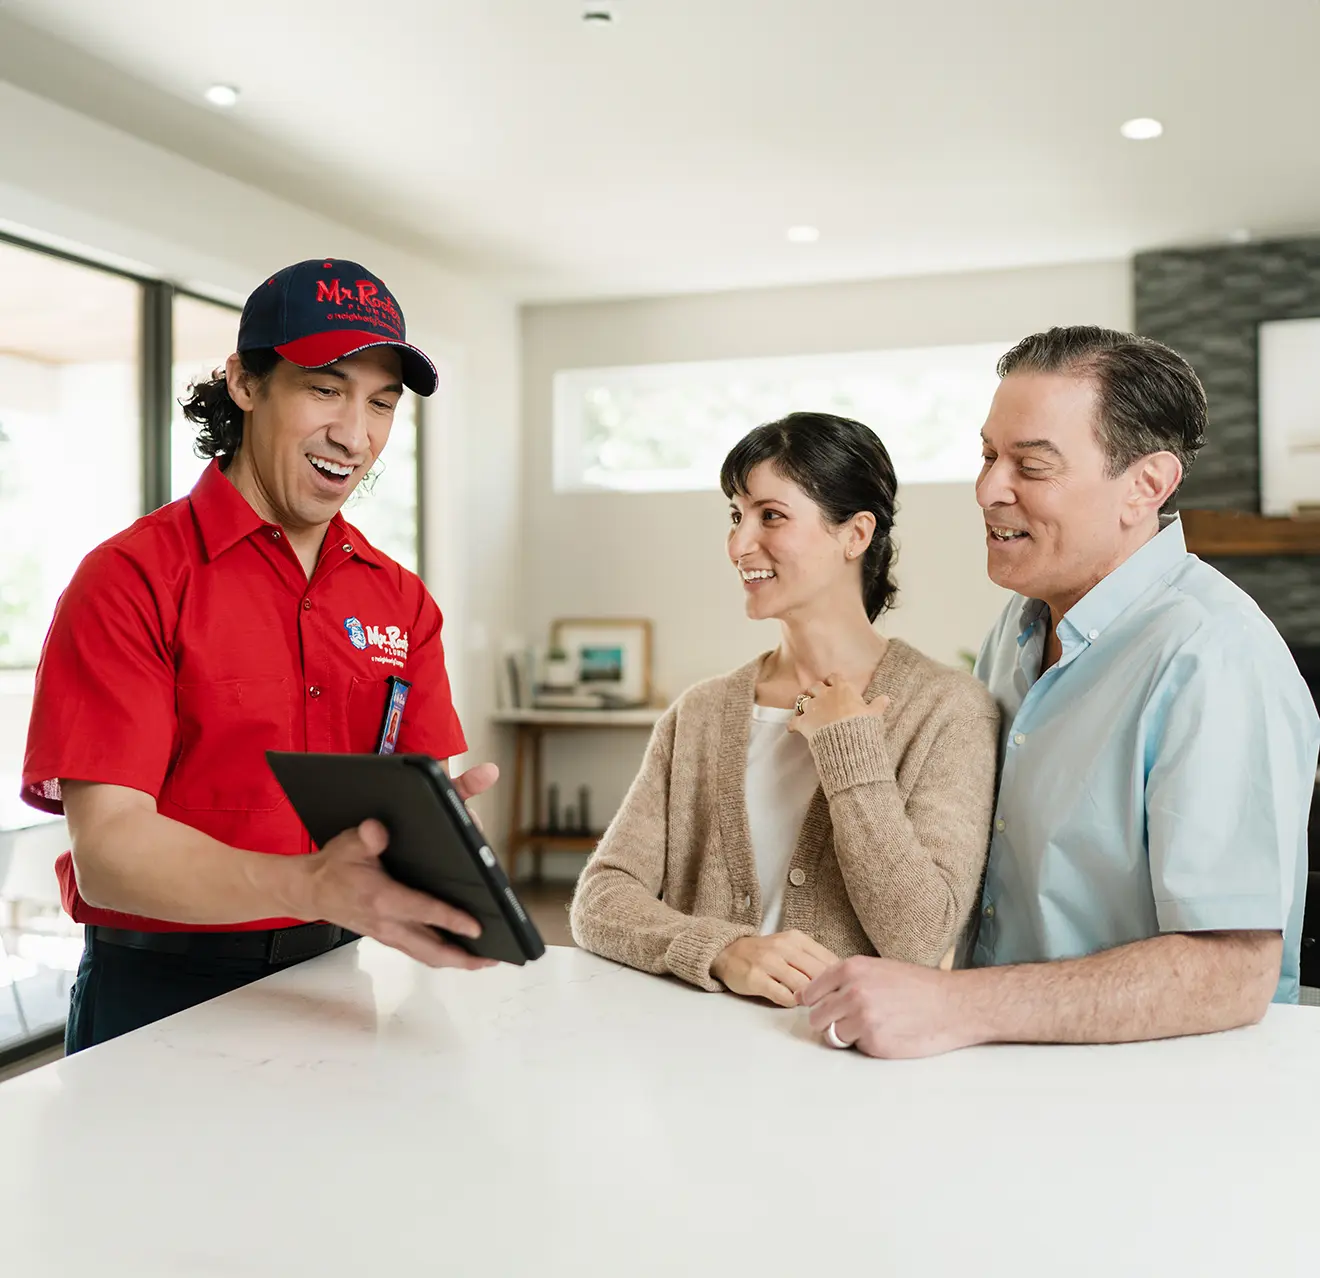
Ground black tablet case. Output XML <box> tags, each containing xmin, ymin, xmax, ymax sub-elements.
<box><xmin>266</xmin><ymin>751</ymin><xmax>546</xmax><ymax>965</ymax></box>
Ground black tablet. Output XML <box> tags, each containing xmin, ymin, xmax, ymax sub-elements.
<box><xmin>266</xmin><ymin>751</ymin><xmax>545</xmax><ymax>965</ymax></box>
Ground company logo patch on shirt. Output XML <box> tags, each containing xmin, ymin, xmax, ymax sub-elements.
<box><xmin>345</xmin><ymin>621</ymin><xmax>411</xmax><ymax>669</ymax></box>
<box><xmin>343</xmin><ymin>616</ymin><xmax>368</xmax><ymax>650</ymax></box>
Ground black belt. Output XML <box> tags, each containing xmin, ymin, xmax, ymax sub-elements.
<box><xmin>89</xmin><ymin>921</ymin><xmax>354</xmax><ymax>966</ymax></box>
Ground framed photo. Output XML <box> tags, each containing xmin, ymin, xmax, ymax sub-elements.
<box><xmin>550</xmin><ymin>618</ymin><xmax>653</xmax><ymax>706</ymax></box>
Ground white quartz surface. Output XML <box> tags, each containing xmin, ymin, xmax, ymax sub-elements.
<box><xmin>0</xmin><ymin>943</ymin><xmax>1315</xmax><ymax>1277</ymax></box>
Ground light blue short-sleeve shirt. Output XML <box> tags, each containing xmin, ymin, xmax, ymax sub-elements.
<box><xmin>973</xmin><ymin>517</ymin><xmax>1319</xmax><ymax>1003</ymax></box>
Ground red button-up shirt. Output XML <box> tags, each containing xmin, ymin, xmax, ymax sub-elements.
<box><xmin>21</xmin><ymin>459</ymin><xmax>466</xmax><ymax>932</ymax></box>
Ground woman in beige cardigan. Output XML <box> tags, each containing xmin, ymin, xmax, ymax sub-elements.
<box><xmin>570</xmin><ymin>411</ymin><xmax>999</xmax><ymax>1008</ymax></box>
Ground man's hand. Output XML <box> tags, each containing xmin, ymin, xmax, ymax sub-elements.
<box><xmin>450</xmin><ymin>761</ymin><xmax>499</xmax><ymax>834</ymax></box>
<box><xmin>711</xmin><ymin>930</ymin><xmax>839</xmax><ymax>1008</ymax></box>
<box><xmin>452</xmin><ymin>762</ymin><xmax>499</xmax><ymax>802</ymax></box>
<box><xmin>295</xmin><ymin>819</ymin><xmax>497</xmax><ymax>971</ymax></box>
<box><xmin>786</xmin><ymin>673</ymin><xmax>890</xmax><ymax>744</ymax></box>
<box><xmin>800</xmin><ymin>956</ymin><xmax>974</xmax><ymax>1058</ymax></box>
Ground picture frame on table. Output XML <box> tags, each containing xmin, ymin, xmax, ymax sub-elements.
<box><xmin>550</xmin><ymin>618</ymin><xmax>653</xmax><ymax>708</ymax></box>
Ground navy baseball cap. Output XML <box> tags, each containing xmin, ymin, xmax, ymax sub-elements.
<box><xmin>237</xmin><ymin>258</ymin><xmax>438</xmax><ymax>397</ymax></box>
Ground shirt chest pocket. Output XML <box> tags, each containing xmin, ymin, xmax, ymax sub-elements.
<box><xmin>170</xmin><ymin>678</ymin><xmax>295</xmax><ymax>812</ymax></box>
<box><xmin>347</xmin><ymin>677</ymin><xmax>390</xmax><ymax>753</ymax></box>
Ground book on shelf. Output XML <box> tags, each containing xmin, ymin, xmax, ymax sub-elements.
<box><xmin>530</xmin><ymin>692</ymin><xmax>609</xmax><ymax>710</ymax></box>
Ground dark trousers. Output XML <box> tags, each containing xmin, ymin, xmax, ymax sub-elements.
<box><xmin>65</xmin><ymin>928</ymin><xmax>358</xmax><ymax>1054</ymax></box>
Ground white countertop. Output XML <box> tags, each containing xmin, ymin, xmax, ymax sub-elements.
<box><xmin>1</xmin><ymin>943</ymin><xmax>1315</xmax><ymax>1277</ymax></box>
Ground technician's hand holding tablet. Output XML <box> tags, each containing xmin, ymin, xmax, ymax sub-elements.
<box><xmin>289</xmin><ymin>764</ymin><xmax>499</xmax><ymax>971</ymax></box>
<box><xmin>269</xmin><ymin>751</ymin><xmax>547</xmax><ymax>970</ymax></box>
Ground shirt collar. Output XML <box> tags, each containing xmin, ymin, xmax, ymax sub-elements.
<box><xmin>189</xmin><ymin>457</ymin><xmax>385</xmax><ymax>569</ymax></box>
<box><xmin>1015</xmin><ymin>515</ymin><xmax>1187</xmax><ymax>648</ymax></box>
<box><xmin>189</xmin><ymin>459</ymin><xmax>266</xmax><ymax>560</ymax></box>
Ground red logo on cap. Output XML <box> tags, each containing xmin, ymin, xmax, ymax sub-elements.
<box><xmin>313</xmin><ymin>278</ymin><xmax>403</xmax><ymax>338</ymax></box>
<box><xmin>315</xmin><ymin>279</ymin><xmax>384</xmax><ymax>307</ymax></box>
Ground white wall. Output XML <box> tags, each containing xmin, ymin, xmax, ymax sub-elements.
<box><xmin>519</xmin><ymin>260</ymin><xmax>1132</xmax><ymax>876</ymax></box>
<box><xmin>0</xmin><ymin>80</ymin><xmax>521</xmax><ymax>836</ymax></box>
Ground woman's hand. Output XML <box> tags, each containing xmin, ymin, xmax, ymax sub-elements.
<box><xmin>711</xmin><ymin>930</ymin><xmax>840</xmax><ymax>1007</ymax></box>
<box><xmin>787</xmin><ymin>673</ymin><xmax>890</xmax><ymax>743</ymax></box>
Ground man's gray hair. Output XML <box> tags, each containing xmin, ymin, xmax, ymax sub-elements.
<box><xmin>997</xmin><ymin>326</ymin><xmax>1207</xmax><ymax>508</ymax></box>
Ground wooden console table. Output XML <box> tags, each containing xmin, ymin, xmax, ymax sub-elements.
<box><xmin>490</xmin><ymin>708</ymin><xmax>664</xmax><ymax>882</ymax></box>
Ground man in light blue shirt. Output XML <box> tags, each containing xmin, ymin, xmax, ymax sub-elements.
<box><xmin>802</xmin><ymin>325</ymin><xmax>1319</xmax><ymax>1057</ymax></box>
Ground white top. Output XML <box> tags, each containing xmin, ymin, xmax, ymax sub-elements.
<box><xmin>746</xmin><ymin>702</ymin><xmax>819</xmax><ymax>933</ymax></box>
<box><xmin>1</xmin><ymin>944</ymin><xmax>1316</xmax><ymax>1277</ymax></box>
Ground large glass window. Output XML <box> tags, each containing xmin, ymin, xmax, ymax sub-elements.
<box><xmin>0</xmin><ymin>237</ymin><xmax>142</xmax><ymax>1058</ymax></box>
<box><xmin>0</xmin><ymin>239</ymin><xmax>142</xmax><ymax>668</ymax></box>
<box><xmin>553</xmin><ymin>342</ymin><xmax>1011</xmax><ymax>493</ymax></box>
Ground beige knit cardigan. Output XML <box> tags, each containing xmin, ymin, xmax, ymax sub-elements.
<box><xmin>570</xmin><ymin>639</ymin><xmax>1001</xmax><ymax>991</ymax></box>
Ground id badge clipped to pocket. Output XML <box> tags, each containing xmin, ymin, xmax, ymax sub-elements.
<box><xmin>376</xmin><ymin>676</ymin><xmax>412</xmax><ymax>755</ymax></box>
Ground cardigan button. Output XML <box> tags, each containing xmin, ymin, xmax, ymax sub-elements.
<box><xmin>788</xmin><ymin>868</ymin><xmax>806</xmax><ymax>887</ymax></box>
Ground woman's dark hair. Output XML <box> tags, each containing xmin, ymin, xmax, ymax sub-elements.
<box><xmin>720</xmin><ymin>411</ymin><xmax>899</xmax><ymax>622</ymax></box>
<box><xmin>179</xmin><ymin>348</ymin><xmax>281</xmax><ymax>461</ymax></box>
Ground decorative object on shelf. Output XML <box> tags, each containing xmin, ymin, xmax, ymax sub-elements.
<box><xmin>547</xmin><ymin>783</ymin><xmax>561</xmax><ymax>832</ymax></box>
<box><xmin>540</xmin><ymin>646</ymin><xmax>577</xmax><ymax>692</ymax></box>
<box><xmin>1259</xmin><ymin>316</ymin><xmax>1320</xmax><ymax>517</ymax></box>
<box><xmin>532</xmin><ymin>690</ymin><xmax>612</xmax><ymax>710</ymax></box>
<box><xmin>549</xmin><ymin>617</ymin><xmax>654</xmax><ymax>708</ymax></box>
<box><xmin>578</xmin><ymin>785</ymin><xmax>591</xmax><ymax>835</ymax></box>
<box><xmin>497</xmin><ymin>643</ymin><xmax>536</xmax><ymax>709</ymax></box>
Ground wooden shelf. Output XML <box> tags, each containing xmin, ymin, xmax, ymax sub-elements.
<box><xmin>1181</xmin><ymin>509</ymin><xmax>1320</xmax><ymax>557</ymax></box>
<box><xmin>490</xmin><ymin>707</ymin><xmax>664</xmax><ymax>728</ymax></box>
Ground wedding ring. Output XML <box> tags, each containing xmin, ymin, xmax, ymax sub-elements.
<box><xmin>825</xmin><ymin>1021</ymin><xmax>849</xmax><ymax>1050</ymax></box>
<box><xmin>794</xmin><ymin>693</ymin><xmax>813</xmax><ymax>716</ymax></box>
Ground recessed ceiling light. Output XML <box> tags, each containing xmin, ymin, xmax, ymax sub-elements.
<box><xmin>1119</xmin><ymin>117</ymin><xmax>1163</xmax><ymax>141</ymax></box>
<box><xmin>204</xmin><ymin>84</ymin><xmax>240</xmax><ymax>109</ymax></box>
<box><xmin>786</xmin><ymin>225</ymin><xmax>820</xmax><ymax>244</ymax></box>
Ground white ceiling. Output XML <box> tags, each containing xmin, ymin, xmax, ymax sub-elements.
<box><xmin>1</xmin><ymin>0</ymin><xmax>1318</xmax><ymax>302</ymax></box>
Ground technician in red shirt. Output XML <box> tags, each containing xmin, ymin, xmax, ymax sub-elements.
<box><xmin>23</xmin><ymin>258</ymin><xmax>497</xmax><ymax>1053</ymax></box>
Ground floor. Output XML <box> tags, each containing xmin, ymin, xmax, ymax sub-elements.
<box><xmin>0</xmin><ymin>1043</ymin><xmax>59</xmax><ymax>1085</ymax></box>
<box><xmin>520</xmin><ymin>880</ymin><xmax>576</xmax><ymax>948</ymax></box>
